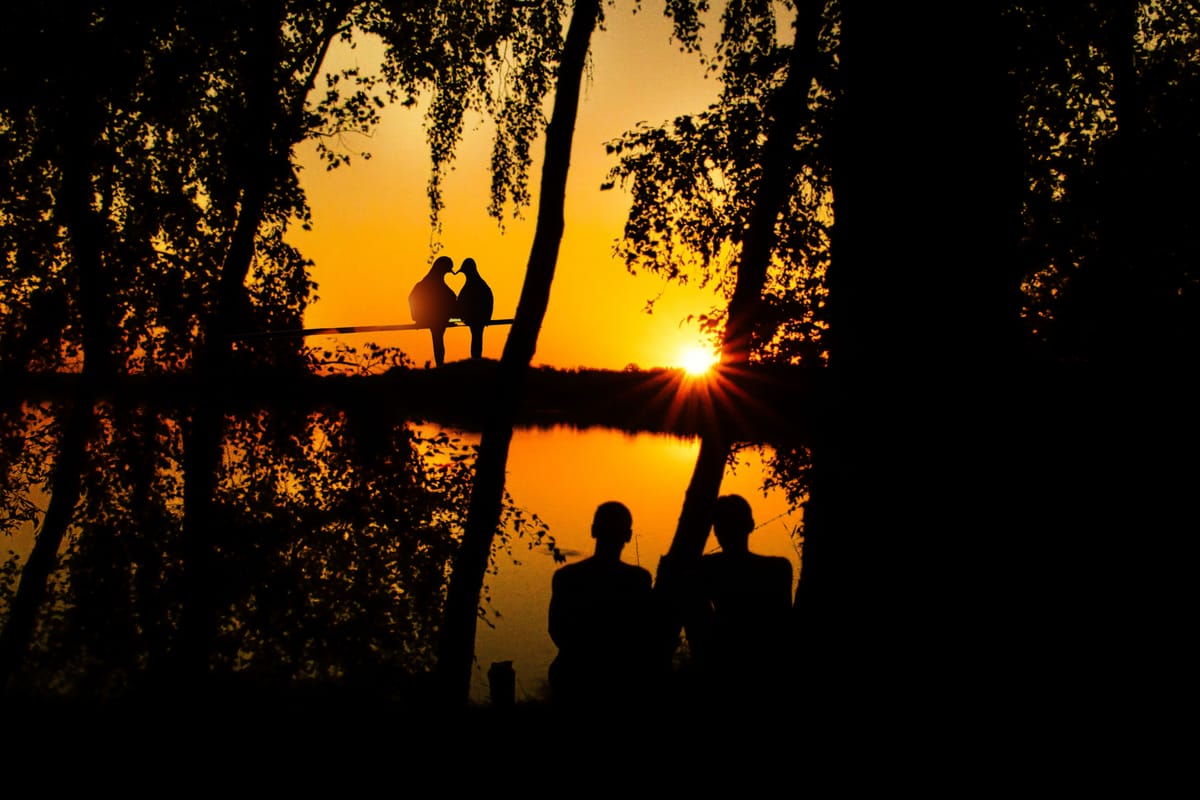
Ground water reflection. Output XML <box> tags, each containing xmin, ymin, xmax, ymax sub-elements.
<box><xmin>3</xmin><ymin>402</ymin><xmax>801</xmax><ymax>704</ymax></box>
<box><xmin>469</xmin><ymin>425</ymin><xmax>803</xmax><ymax>704</ymax></box>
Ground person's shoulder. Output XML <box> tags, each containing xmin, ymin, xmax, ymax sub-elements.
<box><xmin>617</xmin><ymin>561</ymin><xmax>652</xmax><ymax>582</ymax></box>
<box><xmin>553</xmin><ymin>557</ymin><xmax>593</xmax><ymax>582</ymax></box>
<box><xmin>603</xmin><ymin>561</ymin><xmax>651</xmax><ymax>592</ymax></box>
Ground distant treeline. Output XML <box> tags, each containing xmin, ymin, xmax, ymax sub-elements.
<box><xmin>4</xmin><ymin>361</ymin><xmax>822</xmax><ymax>443</ymax></box>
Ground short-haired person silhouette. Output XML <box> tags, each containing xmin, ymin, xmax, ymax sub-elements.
<box><xmin>689</xmin><ymin>494</ymin><xmax>794</xmax><ymax>702</ymax></box>
<box><xmin>548</xmin><ymin>502</ymin><xmax>664</xmax><ymax>709</ymax></box>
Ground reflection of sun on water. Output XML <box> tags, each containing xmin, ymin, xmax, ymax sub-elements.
<box><xmin>679</xmin><ymin>345</ymin><xmax>719</xmax><ymax>376</ymax></box>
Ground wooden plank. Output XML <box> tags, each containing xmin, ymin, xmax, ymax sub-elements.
<box><xmin>230</xmin><ymin>318</ymin><xmax>516</xmax><ymax>340</ymax></box>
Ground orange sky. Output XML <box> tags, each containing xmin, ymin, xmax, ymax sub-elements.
<box><xmin>291</xmin><ymin>1</ymin><xmax>728</xmax><ymax>371</ymax></box>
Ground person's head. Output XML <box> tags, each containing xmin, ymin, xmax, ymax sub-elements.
<box><xmin>591</xmin><ymin>501</ymin><xmax>633</xmax><ymax>554</ymax></box>
<box><xmin>712</xmin><ymin>494</ymin><xmax>754</xmax><ymax>551</ymax></box>
<box><xmin>459</xmin><ymin>257</ymin><xmax>478</xmax><ymax>276</ymax></box>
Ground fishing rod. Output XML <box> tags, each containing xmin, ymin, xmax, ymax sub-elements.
<box><xmin>229</xmin><ymin>318</ymin><xmax>516</xmax><ymax>341</ymax></box>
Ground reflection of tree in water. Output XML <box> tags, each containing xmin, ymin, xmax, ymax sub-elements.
<box><xmin>0</xmin><ymin>378</ymin><xmax>551</xmax><ymax>700</ymax></box>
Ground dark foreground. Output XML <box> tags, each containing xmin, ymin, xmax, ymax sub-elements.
<box><xmin>3</xmin><ymin>664</ymin><xmax>1171</xmax><ymax>790</ymax></box>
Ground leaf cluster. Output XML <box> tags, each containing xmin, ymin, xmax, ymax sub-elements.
<box><xmin>0</xmin><ymin>1</ymin><xmax>359</xmax><ymax>377</ymax></box>
<box><xmin>362</xmin><ymin>0</ymin><xmax>569</xmax><ymax>234</ymax></box>
<box><xmin>604</xmin><ymin>0</ymin><xmax>835</xmax><ymax>365</ymax></box>
<box><xmin>1009</xmin><ymin>1</ymin><xmax>1200</xmax><ymax>360</ymax></box>
<box><xmin>0</xmin><ymin>0</ymin><xmax>567</xmax><ymax>700</ymax></box>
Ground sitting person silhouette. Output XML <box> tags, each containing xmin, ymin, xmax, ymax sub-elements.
<box><xmin>454</xmin><ymin>257</ymin><xmax>493</xmax><ymax>359</ymax></box>
<box><xmin>687</xmin><ymin>494</ymin><xmax>794</xmax><ymax>702</ymax></box>
<box><xmin>548</xmin><ymin>501</ymin><xmax>665</xmax><ymax>709</ymax></box>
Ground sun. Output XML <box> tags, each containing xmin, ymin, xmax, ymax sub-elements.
<box><xmin>679</xmin><ymin>345</ymin><xmax>719</xmax><ymax>376</ymax></box>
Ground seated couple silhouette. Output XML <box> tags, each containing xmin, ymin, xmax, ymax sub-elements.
<box><xmin>547</xmin><ymin>496</ymin><xmax>793</xmax><ymax>710</ymax></box>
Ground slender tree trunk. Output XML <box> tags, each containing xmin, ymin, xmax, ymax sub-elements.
<box><xmin>0</xmin><ymin>109</ymin><xmax>109</xmax><ymax>692</ymax></box>
<box><xmin>435</xmin><ymin>0</ymin><xmax>602</xmax><ymax>707</ymax></box>
<box><xmin>646</xmin><ymin>9</ymin><xmax>826</xmax><ymax>712</ymax></box>
<box><xmin>0</xmin><ymin>401</ymin><xmax>90</xmax><ymax>692</ymax></box>
<box><xmin>660</xmin><ymin>3</ymin><xmax>825</xmax><ymax>566</ymax></box>
<box><xmin>176</xmin><ymin>14</ymin><xmax>280</xmax><ymax>682</ymax></box>
<box><xmin>176</xmin><ymin>2</ymin><xmax>350</xmax><ymax>684</ymax></box>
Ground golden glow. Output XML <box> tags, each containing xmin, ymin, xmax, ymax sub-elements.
<box><xmin>293</xmin><ymin>3</ymin><xmax>726</xmax><ymax>372</ymax></box>
<box><xmin>679</xmin><ymin>345</ymin><xmax>719</xmax><ymax>376</ymax></box>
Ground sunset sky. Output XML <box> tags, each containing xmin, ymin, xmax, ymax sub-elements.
<box><xmin>291</xmin><ymin>1</ymin><xmax>731</xmax><ymax>371</ymax></box>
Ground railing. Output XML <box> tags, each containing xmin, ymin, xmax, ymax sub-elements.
<box><xmin>229</xmin><ymin>319</ymin><xmax>516</xmax><ymax>340</ymax></box>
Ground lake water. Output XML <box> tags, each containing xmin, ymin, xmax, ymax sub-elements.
<box><xmin>4</xmin><ymin>413</ymin><xmax>802</xmax><ymax>703</ymax></box>
<box><xmin>464</xmin><ymin>424</ymin><xmax>803</xmax><ymax>704</ymax></box>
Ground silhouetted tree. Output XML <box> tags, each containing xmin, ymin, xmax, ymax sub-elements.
<box><xmin>605</xmin><ymin>3</ymin><xmax>828</xmax><ymax>680</ymax></box>
<box><xmin>1016</xmin><ymin>1</ymin><xmax>1200</xmax><ymax>362</ymax></box>
<box><xmin>798</xmin><ymin>2</ymin><xmax>1197</xmax><ymax>736</ymax></box>
<box><xmin>0</xmin><ymin>0</ymin><xmax>563</xmax><ymax>698</ymax></box>
<box><xmin>793</xmin><ymin>0</ymin><xmax>1025</xmax><ymax>726</ymax></box>
<box><xmin>436</xmin><ymin>0</ymin><xmax>605</xmax><ymax>707</ymax></box>
<box><xmin>607</xmin><ymin>1</ymin><xmax>1197</xmax><ymax>730</ymax></box>
<box><xmin>0</xmin><ymin>1</ymin><xmax>191</xmax><ymax>687</ymax></box>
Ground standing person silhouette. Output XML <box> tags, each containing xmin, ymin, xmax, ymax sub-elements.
<box><xmin>454</xmin><ymin>257</ymin><xmax>493</xmax><ymax>359</ymax></box>
<box><xmin>408</xmin><ymin>255</ymin><xmax>457</xmax><ymax>367</ymax></box>
<box><xmin>548</xmin><ymin>502</ymin><xmax>666</xmax><ymax>710</ymax></box>
<box><xmin>689</xmin><ymin>494</ymin><xmax>794</xmax><ymax>704</ymax></box>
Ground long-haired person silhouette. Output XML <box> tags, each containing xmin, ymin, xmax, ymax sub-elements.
<box><xmin>455</xmin><ymin>257</ymin><xmax>494</xmax><ymax>359</ymax></box>
<box><xmin>408</xmin><ymin>255</ymin><xmax>457</xmax><ymax>367</ymax></box>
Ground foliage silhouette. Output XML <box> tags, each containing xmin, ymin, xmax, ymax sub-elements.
<box><xmin>436</xmin><ymin>0</ymin><xmax>605</xmax><ymax>707</ymax></box>
<box><xmin>0</xmin><ymin>0</ymin><xmax>568</xmax><ymax>699</ymax></box>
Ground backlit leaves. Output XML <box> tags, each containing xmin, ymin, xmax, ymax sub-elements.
<box><xmin>605</xmin><ymin>1</ymin><xmax>834</xmax><ymax>366</ymax></box>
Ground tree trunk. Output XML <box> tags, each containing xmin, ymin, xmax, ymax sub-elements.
<box><xmin>0</xmin><ymin>401</ymin><xmax>91</xmax><ymax>692</ymax></box>
<box><xmin>435</xmin><ymin>0</ymin><xmax>602</xmax><ymax>707</ymax></box>
<box><xmin>175</xmin><ymin>2</ymin><xmax>351</xmax><ymax>686</ymax></box>
<box><xmin>175</xmin><ymin>9</ymin><xmax>280</xmax><ymax>683</ymax></box>
<box><xmin>0</xmin><ymin>109</ymin><xmax>110</xmax><ymax>692</ymax></box>
<box><xmin>660</xmin><ymin>2</ymin><xmax>825</xmax><ymax>565</ymax></box>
